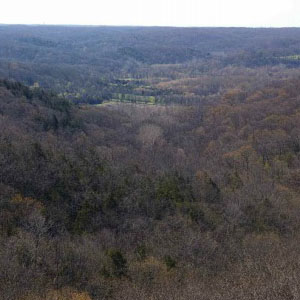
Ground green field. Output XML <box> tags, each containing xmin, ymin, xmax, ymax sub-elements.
<box><xmin>112</xmin><ymin>93</ymin><xmax>156</xmax><ymax>104</ymax></box>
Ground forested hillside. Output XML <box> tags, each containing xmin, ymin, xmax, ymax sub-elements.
<box><xmin>2</xmin><ymin>25</ymin><xmax>300</xmax><ymax>299</ymax></box>
<box><xmin>2</xmin><ymin>73</ymin><xmax>300</xmax><ymax>299</ymax></box>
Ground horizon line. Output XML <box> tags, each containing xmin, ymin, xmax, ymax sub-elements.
<box><xmin>1</xmin><ymin>23</ymin><xmax>300</xmax><ymax>29</ymax></box>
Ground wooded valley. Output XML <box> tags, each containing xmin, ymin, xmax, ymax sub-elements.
<box><xmin>1</xmin><ymin>26</ymin><xmax>300</xmax><ymax>299</ymax></box>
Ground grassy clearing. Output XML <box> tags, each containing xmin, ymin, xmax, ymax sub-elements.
<box><xmin>281</xmin><ymin>55</ymin><xmax>300</xmax><ymax>61</ymax></box>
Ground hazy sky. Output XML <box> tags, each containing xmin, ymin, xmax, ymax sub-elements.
<box><xmin>1</xmin><ymin>0</ymin><xmax>300</xmax><ymax>27</ymax></box>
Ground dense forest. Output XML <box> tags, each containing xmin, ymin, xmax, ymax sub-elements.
<box><xmin>2</xmin><ymin>26</ymin><xmax>300</xmax><ymax>299</ymax></box>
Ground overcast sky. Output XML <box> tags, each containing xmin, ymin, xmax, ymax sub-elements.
<box><xmin>1</xmin><ymin>0</ymin><xmax>300</xmax><ymax>27</ymax></box>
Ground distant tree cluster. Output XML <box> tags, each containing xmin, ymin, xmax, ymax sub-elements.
<box><xmin>2</xmin><ymin>26</ymin><xmax>300</xmax><ymax>105</ymax></box>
